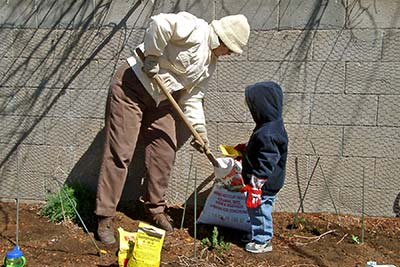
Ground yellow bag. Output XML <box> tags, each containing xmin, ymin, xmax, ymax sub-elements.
<box><xmin>219</xmin><ymin>144</ymin><xmax>241</xmax><ymax>157</ymax></box>
<box><xmin>118</xmin><ymin>227</ymin><xmax>137</xmax><ymax>267</ymax></box>
<box><xmin>128</xmin><ymin>222</ymin><xmax>165</xmax><ymax>267</ymax></box>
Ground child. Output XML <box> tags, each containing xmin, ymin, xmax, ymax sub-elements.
<box><xmin>238</xmin><ymin>81</ymin><xmax>288</xmax><ymax>253</ymax></box>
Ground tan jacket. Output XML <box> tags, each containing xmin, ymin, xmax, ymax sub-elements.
<box><xmin>127</xmin><ymin>12</ymin><xmax>219</xmax><ymax>126</ymax></box>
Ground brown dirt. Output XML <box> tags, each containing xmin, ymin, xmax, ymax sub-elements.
<box><xmin>0</xmin><ymin>201</ymin><xmax>399</xmax><ymax>267</ymax></box>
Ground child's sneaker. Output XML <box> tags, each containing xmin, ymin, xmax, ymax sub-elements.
<box><xmin>245</xmin><ymin>241</ymin><xmax>273</xmax><ymax>253</ymax></box>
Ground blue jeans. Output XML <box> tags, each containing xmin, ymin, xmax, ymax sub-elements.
<box><xmin>247</xmin><ymin>195</ymin><xmax>276</xmax><ymax>244</ymax></box>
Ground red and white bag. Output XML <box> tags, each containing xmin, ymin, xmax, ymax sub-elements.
<box><xmin>197</xmin><ymin>158</ymin><xmax>250</xmax><ymax>232</ymax></box>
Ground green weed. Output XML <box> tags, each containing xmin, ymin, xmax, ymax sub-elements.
<box><xmin>351</xmin><ymin>234</ymin><xmax>361</xmax><ymax>244</ymax></box>
<box><xmin>40</xmin><ymin>183</ymin><xmax>95</xmax><ymax>226</ymax></box>
<box><xmin>201</xmin><ymin>226</ymin><xmax>231</xmax><ymax>253</ymax></box>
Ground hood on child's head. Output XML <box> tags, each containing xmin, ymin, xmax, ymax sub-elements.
<box><xmin>245</xmin><ymin>81</ymin><xmax>283</xmax><ymax>125</ymax></box>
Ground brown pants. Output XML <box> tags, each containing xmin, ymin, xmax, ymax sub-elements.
<box><xmin>95</xmin><ymin>62</ymin><xmax>177</xmax><ymax>217</ymax></box>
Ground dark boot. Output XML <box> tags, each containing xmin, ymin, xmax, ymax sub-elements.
<box><xmin>97</xmin><ymin>216</ymin><xmax>116</xmax><ymax>245</ymax></box>
<box><xmin>151</xmin><ymin>213</ymin><xmax>174</xmax><ymax>232</ymax></box>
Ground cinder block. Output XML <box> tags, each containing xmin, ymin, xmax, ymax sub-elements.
<box><xmin>339</xmin><ymin>187</ymin><xmax>396</xmax><ymax>217</ymax></box>
<box><xmin>346</xmin><ymin>62</ymin><xmax>400</xmax><ymax>95</ymax></box>
<box><xmin>0</xmin><ymin>170</ymin><xmax>18</xmax><ymax>198</ymax></box>
<box><xmin>215</xmin><ymin>0</ymin><xmax>278</xmax><ymax>30</ymax></box>
<box><xmin>362</xmin><ymin>189</ymin><xmax>399</xmax><ymax>217</ymax></box>
<box><xmin>204</xmin><ymin>92</ymin><xmax>251</xmax><ymax>123</ymax></box>
<box><xmin>347</xmin><ymin>0</ymin><xmax>400</xmax><ymax>29</ymax></box>
<box><xmin>283</xmin><ymin>93</ymin><xmax>311</xmax><ymax>124</ymax></box>
<box><xmin>0</xmin><ymin>0</ymin><xmax>36</xmax><ymax>27</ymax></box>
<box><xmin>217</xmin><ymin>61</ymin><xmax>281</xmax><ymax>92</ymax></box>
<box><xmin>119</xmin><ymin>29</ymin><xmax>145</xmax><ymax>59</ymax></box>
<box><xmin>279</xmin><ymin>0</ymin><xmax>345</xmax><ymax>29</ymax></box>
<box><xmin>18</xmin><ymin>144</ymin><xmax>74</xmax><ymax>176</ymax></box>
<box><xmin>249</xmin><ymin>30</ymin><xmax>312</xmax><ymax>61</ymax></box>
<box><xmin>300</xmin><ymin>184</ymin><xmax>341</xmax><ymax>213</ymax></box>
<box><xmin>12</xmin><ymin>29</ymin><xmax>71</xmax><ymax>59</ymax></box>
<box><xmin>3</xmin><ymin>88</ymin><xmax>71</xmax><ymax>117</ymax></box>
<box><xmin>151</xmin><ymin>0</ymin><xmax>215</xmax><ymax>22</ymax></box>
<box><xmin>382</xmin><ymin>30</ymin><xmax>400</xmax><ymax>61</ymax></box>
<box><xmin>375</xmin><ymin>159</ymin><xmax>400</xmax><ymax>189</ymax></box>
<box><xmin>280</xmin><ymin>61</ymin><xmax>345</xmax><ymax>94</ymax></box>
<box><xmin>67</xmin><ymin>28</ymin><xmax>125</xmax><ymax>60</ymax></box>
<box><xmin>0</xmin><ymin>58</ymin><xmax>56</xmax><ymax>88</ymax></box>
<box><xmin>106</xmin><ymin>0</ymin><xmax>215</xmax><ymax>28</ymax></box>
<box><xmin>0</xmin><ymin>144</ymin><xmax>18</xmax><ymax>174</ymax></box>
<box><xmin>344</xmin><ymin>126</ymin><xmax>400</xmax><ymax>158</ymax></box>
<box><xmin>16</xmin><ymin>171</ymin><xmax>47</xmax><ymax>200</ymax></box>
<box><xmin>285</xmin><ymin>124</ymin><xmax>342</xmax><ymax>156</ymax></box>
<box><xmin>169</xmin><ymin>143</ymin><xmax>215</xmax><ymax>204</ymax></box>
<box><xmin>216</xmin><ymin>122</ymin><xmax>255</xmax><ymax>147</ymax></box>
<box><xmin>0</xmin><ymin>116</ymin><xmax>45</xmax><ymax>145</ymax></box>
<box><xmin>311</xmin><ymin>94</ymin><xmax>378</xmax><ymax>125</ymax></box>
<box><xmin>91</xmin><ymin>59</ymin><xmax>123</xmax><ymax>90</ymax></box>
<box><xmin>59</xmin><ymin>59</ymin><xmax>116</xmax><ymax>90</ymax></box>
<box><xmin>207</xmin><ymin>74</ymin><xmax>218</xmax><ymax>92</ymax></box>
<box><xmin>0</xmin><ymin>87</ymin><xmax>15</xmax><ymax>114</ymax></box>
<box><xmin>378</xmin><ymin>95</ymin><xmax>400</xmax><ymax>127</ymax></box>
<box><xmin>275</xmin><ymin>183</ymin><xmax>302</xmax><ymax>212</ymax></box>
<box><xmin>69</xmin><ymin>89</ymin><xmax>108</xmax><ymax>118</ymax></box>
<box><xmin>0</xmin><ymin>28</ymin><xmax>15</xmax><ymax>58</ymax></box>
<box><xmin>38</xmin><ymin>1</ymin><xmax>110</xmax><ymax>29</ymax></box>
<box><xmin>103</xmin><ymin>0</ymin><xmax>154</xmax><ymax>29</ymax></box>
<box><xmin>307</xmin><ymin>156</ymin><xmax>375</xmax><ymax>188</ymax></box>
<box><xmin>313</xmin><ymin>30</ymin><xmax>383</xmax><ymax>61</ymax></box>
<box><xmin>0</xmin><ymin>57</ymin><xmax>14</xmax><ymax>86</ymax></box>
<box><xmin>45</xmin><ymin>117</ymin><xmax>102</xmax><ymax>146</ymax></box>
<box><xmin>285</xmin><ymin>154</ymin><xmax>309</xmax><ymax>184</ymax></box>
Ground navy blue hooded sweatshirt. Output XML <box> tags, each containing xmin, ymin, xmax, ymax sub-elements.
<box><xmin>242</xmin><ymin>81</ymin><xmax>288</xmax><ymax>196</ymax></box>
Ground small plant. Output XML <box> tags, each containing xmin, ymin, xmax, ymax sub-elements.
<box><xmin>41</xmin><ymin>184</ymin><xmax>77</xmax><ymax>223</ymax></box>
<box><xmin>201</xmin><ymin>226</ymin><xmax>231</xmax><ymax>253</ymax></box>
<box><xmin>351</xmin><ymin>234</ymin><xmax>361</xmax><ymax>244</ymax></box>
<box><xmin>40</xmin><ymin>183</ymin><xmax>95</xmax><ymax>226</ymax></box>
<box><xmin>288</xmin><ymin>216</ymin><xmax>306</xmax><ymax>230</ymax></box>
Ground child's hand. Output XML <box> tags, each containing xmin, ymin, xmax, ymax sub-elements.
<box><xmin>250</xmin><ymin>175</ymin><xmax>267</xmax><ymax>189</ymax></box>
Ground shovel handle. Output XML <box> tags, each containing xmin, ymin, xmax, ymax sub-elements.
<box><xmin>135</xmin><ymin>48</ymin><xmax>220</xmax><ymax>168</ymax></box>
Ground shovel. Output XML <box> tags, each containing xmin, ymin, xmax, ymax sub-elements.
<box><xmin>135</xmin><ymin>48</ymin><xmax>220</xmax><ymax>168</ymax></box>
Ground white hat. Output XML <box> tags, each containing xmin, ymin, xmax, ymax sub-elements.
<box><xmin>211</xmin><ymin>14</ymin><xmax>250</xmax><ymax>55</ymax></box>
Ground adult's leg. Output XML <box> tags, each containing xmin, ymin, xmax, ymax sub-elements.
<box><xmin>96</xmin><ymin>62</ymin><xmax>150</xmax><ymax>217</ymax></box>
<box><xmin>141</xmin><ymin>100</ymin><xmax>177</xmax><ymax>230</ymax></box>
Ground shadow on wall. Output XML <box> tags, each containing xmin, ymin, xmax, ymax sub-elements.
<box><xmin>394</xmin><ymin>192</ymin><xmax>400</xmax><ymax>217</ymax></box>
<box><xmin>65</xmin><ymin>127</ymin><xmax>147</xmax><ymax>203</ymax></box>
<box><xmin>0</xmin><ymin>0</ymin><xmax>152</xmax><ymax>199</ymax></box>
<box><xmin>65</xmin><ymin>117</ymin><xmax>192</xmax><ymax>207</ymax></box>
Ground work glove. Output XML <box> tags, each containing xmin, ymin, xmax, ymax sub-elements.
<box><xmin>240</xmin><ymin>184</ymin><xmax>262</xmax><ymax>208</ymax></box>
<box><xmin>190</xmin><ymin>124</ymin><xmax>209</xmax><ymax>153</ymax></box>
<box><xmin>142</xmin><ymin>55</ymin><xmax>160</xmax><ymax>78</ymax></box>
<box><xmin>240</xmin><ymin>175</ymin><xmax>267</xmax><ymax>208</ymax></box>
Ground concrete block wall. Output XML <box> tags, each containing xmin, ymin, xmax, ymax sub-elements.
<box><xmin>0</xmin><ymin>0</ymin><xmax>399</xmax><ymax>217</ymax></box>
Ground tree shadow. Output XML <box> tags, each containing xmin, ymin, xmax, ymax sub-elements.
<box><xmin>393</xmin><ymin>192</ymin><xmax>400</xmax><ymax>217</ymax></box>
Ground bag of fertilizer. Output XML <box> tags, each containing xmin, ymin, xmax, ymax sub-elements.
<box><xmin>197</xmin><ymin>157</ymin><xmax>250</xmax><ymax>232</ymax></box>
<box><xmin>117</xmin><ymin>227</ymin><xmax>136</xmax><ymax>267</ymax></box>
<box><xmin>128</xmin><ymin>222</ymin><xmax>165</xmax><ymax>267</ymax></box>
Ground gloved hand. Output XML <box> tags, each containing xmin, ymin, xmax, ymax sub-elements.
<box><xmin>240</xmin><ymin>175</ymin><xmax>267</xmax><ymax>208</ymax></box>
<box><xmin>142</xmin><ymin>55</ymin><xmax>159</xmax><ymax>77</ymax></box>
<box><xmin>250</xmin><ymin>175</ymin><xmax>267</xmax><ymax>189</ymax></box>
<box><xmin>240</xmin><ymin>184</ymin><xmax>262</xmax><ymax>208</ymax></box>
<box><xmin>190</xmin><ymin>124</ymin><xmax>209</xmax><ymax>153</ymax></box>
